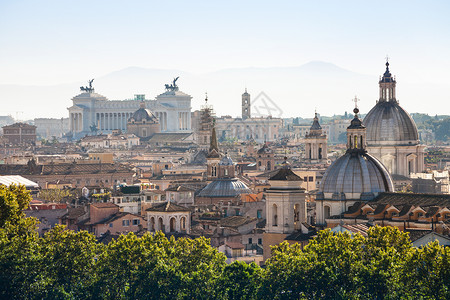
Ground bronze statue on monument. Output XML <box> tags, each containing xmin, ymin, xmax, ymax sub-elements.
<box><xmin>164</xmin><ymin>76</ymin><xmax>180</xmax><ymax>92</ymax></box>
<box><xmin>80</xmin><ymin>79</ymin><xmax>95</xmax><ymax>93</ymax></box>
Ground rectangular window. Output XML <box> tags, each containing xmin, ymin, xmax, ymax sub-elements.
<box><xmin>309</xmin><ymin>176</ymin><xmax>314</xmax><ymax>182</ymax></box>
<box><xmin>132</xmin><ymin>219</ymin><xmax>140</xmax><ymax>226</ymax></box>
<box><xmin>258</xmin><ymin>238</ymin><xmax>262</xmax><ymax>245</ymax></box>
<box><xmin>122</xmin><ymin>220</ymin><xmax>130</xmax><ymax>226</ymax></box>
<box><xmin>248</xmin><ymin>238</ymin><xmax>253</xmax><ymax>244</ymax></box>
<box><xmin>257</xmin><ymin>210</ymin><xmax>262</xmax><ymax>219</ymax></box>
<box><xmin>109</xmin><ymin>223</ymin><xmax>113</xmax><ymax>228</ymax></box>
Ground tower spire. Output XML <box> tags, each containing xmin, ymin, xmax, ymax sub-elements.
<box><xmin>210</xmin><ymin>126</ymin><xmax>218</xmax><ymax>153</ymax></box>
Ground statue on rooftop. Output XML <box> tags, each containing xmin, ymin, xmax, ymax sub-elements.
<box><xmin>164</xmin><ymin>76</ymin><xmax>180</xmax><ymax>92</ymax></box>
<box><xmin>80</xmin><ymin>79</ymin><xmax>95</xmax><ymax>93</ymax></box>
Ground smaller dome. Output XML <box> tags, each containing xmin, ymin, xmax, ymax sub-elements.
<box><xmin>318</xmin><ymin>152</ymin><xmax>394</xmax><ymax>200</ymax></box>
<box><xmin>130</xmin><ymin>102</ymin><xmax>159</xmax><ymax>123</ymax></box>
<box><xmin>257</xmin><ymin>143</ymin><xmax>272</xmax><ymax>154</ymax></box>
<box><xmin>219</xmin><ymin>155</ymin><xmax>234</xmax><ymax>166</ymax></box>
<box><xmin>197</xmin><ymin>179</ymin><xmax>251</xmax><ymax>198</ymax></box>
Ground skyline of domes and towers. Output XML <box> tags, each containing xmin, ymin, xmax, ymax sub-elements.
<box><xmin>1</xmin><ymin>58</ymin><xmax>449</xmax><ymax>270</ymax></box>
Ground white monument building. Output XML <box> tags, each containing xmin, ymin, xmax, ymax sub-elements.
<box><xmin>67</xmin><ymin>78</ymin><xmax>192</xmax><ymax>139</ymax></box>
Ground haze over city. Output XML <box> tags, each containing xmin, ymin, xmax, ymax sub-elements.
<box><xmin>1</xmin><ymin>0</ymin><xmax>449</xmax><ymax>119</ymax></box>
<box><xmin>2</xmin><ymin>2</ymin><xmax>450</xmax><ymax>299</ymax></box>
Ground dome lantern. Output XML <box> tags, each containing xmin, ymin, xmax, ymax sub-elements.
<box><xmin>346</xmin><ymin>97</ymin><xmax>366</xmax><ymax>152</ymax></box>
<box><xmin>379</xmin><ymin>60</ymin><xmax>397</xmax><ymax>102</ymax></box>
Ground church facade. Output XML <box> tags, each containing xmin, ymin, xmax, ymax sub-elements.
<box><xmin>67</xmin><ymin>79</ymin><xmax>192</xmax><ymax>139</ymax></box>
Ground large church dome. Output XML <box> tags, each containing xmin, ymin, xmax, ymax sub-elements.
<box><xmin>364</xmin><ymin>101</ymin><xmax>418</xmax><ymax>144</ymax></box>
<box><xmin>363</xmin><ymin>62</ymin><xmax>419</xmax><ymax>145</ymax></box>
<box><xmin>318</xmin><ymin>107</ymin><xmax>394</xmax><ymax>201</ymax></box>
<box><xmin>319</xmin><ymin>151</ymin><xmax>394</xmax><ymax>200</ymax></box>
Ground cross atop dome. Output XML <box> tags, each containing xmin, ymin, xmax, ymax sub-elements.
<box><xmin>352</xmin><ymin>96</ymin><xmax>360</xmax><ymax>115</ymax></box>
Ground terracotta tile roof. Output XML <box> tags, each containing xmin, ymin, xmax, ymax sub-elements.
<box><xmin>91</xmin><ymin>202</ymin><xmax>118</xmax><ymax>209</ymax></box>
<box><xmin>269</xmin><ymin>168</ymin><xmax>303</xmax><ymax>181</ymax></box>
<box><xmin>372</xmin><ymin>192</ymin><xmax>450</xmax><ymax>207</ymax></box>
<box><xmin>0</xmin><ymin>162</ymin><xmax>133</xmax><ymax>176</ymax></box>
<box><xmin>285</xmin><ymin>231</ymin><xmax>316</xmax><ymax>241</ymax></box>
<box><xmin>373</xmin><ymin>203</ymin><xmax>388</xmax><ymax>215</ymax></box>
<box><xmin>59</xmin><ymin>207</ymin><xmax>86</xmax><ymax>220</ymax></box>
<box><xmin>226</xmin><ymin>242</ymin><xmax>244</xmax><ymax>249</ymax></box>
<box><xmin>220</xmin><ymin>216</ymin><xmax>257</xmax><ymax>228</ymax></box>
<box><xmin>146</xmin><ymin>201</ymin><xmax>190</xmax><ymax>212</ymax></box>
<box><xmin>405</xmin><ymin>229</ymin><xmax>433</xmax><ymax>242</ymax></box>
<box><xmin>165</xmin><ymin>185</ymin><xmax>196</xmax><ymax>192</ymax></box>
<box><xmin>425</xmin><ymin>206</ymin><xmax>440</xmax><ymax>217</ymax></box>
<box><xmin>95</xmin><ymin>212</ymin><xmax>143</xmax><ymax>225</ymax></box>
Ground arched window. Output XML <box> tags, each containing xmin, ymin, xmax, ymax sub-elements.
<box><xmin>273</xmin><ymin>204</ymin><xmax>278</xmax><ymax>226</ymax></box>
<box><xmin>324</xmin><ymin>206</ymin><xmax>331</xmax><ymax>219</ymax></box>
<box><xmin>354</xmin><ymin>136</ymin><xmax>358</xmax><ymax>149</ymax></box>
<box><xmin>267</xmin><ymin>161</ymin><xmax>271</xmax><ymax>170</ymax></box>
<box><xmin>318</xmin><ymin>146</ymin><xmax>322</xmax><ymax>159</ymax></box>
<box><xmin>180</xmin><ymin>217</ymin><xmax>186</xmax><ymax>232</ymax></box>
<box><xmin>294</xmin><ymin>204</ymin><xmax>300</xmax><ymax>222</ymax></box>
<box><xmin>150</xmin><ymin>217</ymin><xmax>155</xmax><ymax>232</ymax></box>
<box><xmin>360</xmin><ymin>136</ymin><xmax>363</xmax><ymax>149</ymax></box>
<box><xmin>170</xmin><ymin>217</ymin><xmax>176</xmax><ymax>232</ymax></box>
<box><xmin>158</xmin><ymin>217</ymin><xmax>164</xmax><ymax>233</ymax></box>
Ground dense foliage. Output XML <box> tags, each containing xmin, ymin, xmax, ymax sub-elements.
<box><xmin>1</xmin><ymin>186</ymin><xmax>449</xmax><ymax>299</ymax></box>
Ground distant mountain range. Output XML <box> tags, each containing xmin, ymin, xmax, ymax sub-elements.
<box><xmin>0</xmin><ymin>61</ymin><xmax>448</xmax><ymax>120</ymax></box>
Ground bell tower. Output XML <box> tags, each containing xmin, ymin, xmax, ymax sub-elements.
<box><xmin>242</xmin><ymin>88</ymin><xmax>251</xmax><ymax>119</ymax></box>
<box><xmin>304</xmin><ymin>111</ymin><xmax>328</xmax><ymax>163</ymax></box>
<box><xmin>197</xmin><ymin>93</ymin><xmax>214</xmax><ymax>149</ymax></box>
<box><xmin>206</xmin><ymin>126</ymin><xmax>221</xmax><ymax>181</ymax></box>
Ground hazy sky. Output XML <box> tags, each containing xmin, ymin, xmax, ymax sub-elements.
<box><xmin>1</xmin><ymin>0</ymin><xmax>449</xmax><ymax>117</ymax></box>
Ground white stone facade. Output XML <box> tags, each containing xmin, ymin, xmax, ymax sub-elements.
<box><xmin>265</xmin><ymin>178</ymin><xmax>307</xmax><ymax>234</ymax></box>
<box><xmin>68</xmin><ymin>88</ymin><xmax>192</xmax><ymax>139</ymax></box>
<box><xmin>215</xmin><ymin>116</ymin><xmax>283</xmax><ymax>143</ymax></box>
<box><xmin>147</xmin><ymin>210</ymin><xmax>191</xmax><ymax>234</ymax></box>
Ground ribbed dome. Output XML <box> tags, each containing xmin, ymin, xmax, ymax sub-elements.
<box><xmin>319</xmin><ymin>152</ymin><xmax>394</xmax><ymax>200</ymax></box>
<box><xmin>197</xmin><ymin>178</ymin><xmax>251</xmax><ymax>198</ymax></box>
<box><xmin>129</xmin><ymin>102</ymin><xmax>158</xmax><ymax>123</ymax></box>
<box><xmin>363</xmin><ymin>101</ymin><xmax>418</xmax><ymax>144</ymax></box>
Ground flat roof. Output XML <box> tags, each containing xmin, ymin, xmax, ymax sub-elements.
<box><xmin>0</xmin><ymin>175</ymin><xmax>39</xmax><ymax>188</ymax></box>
